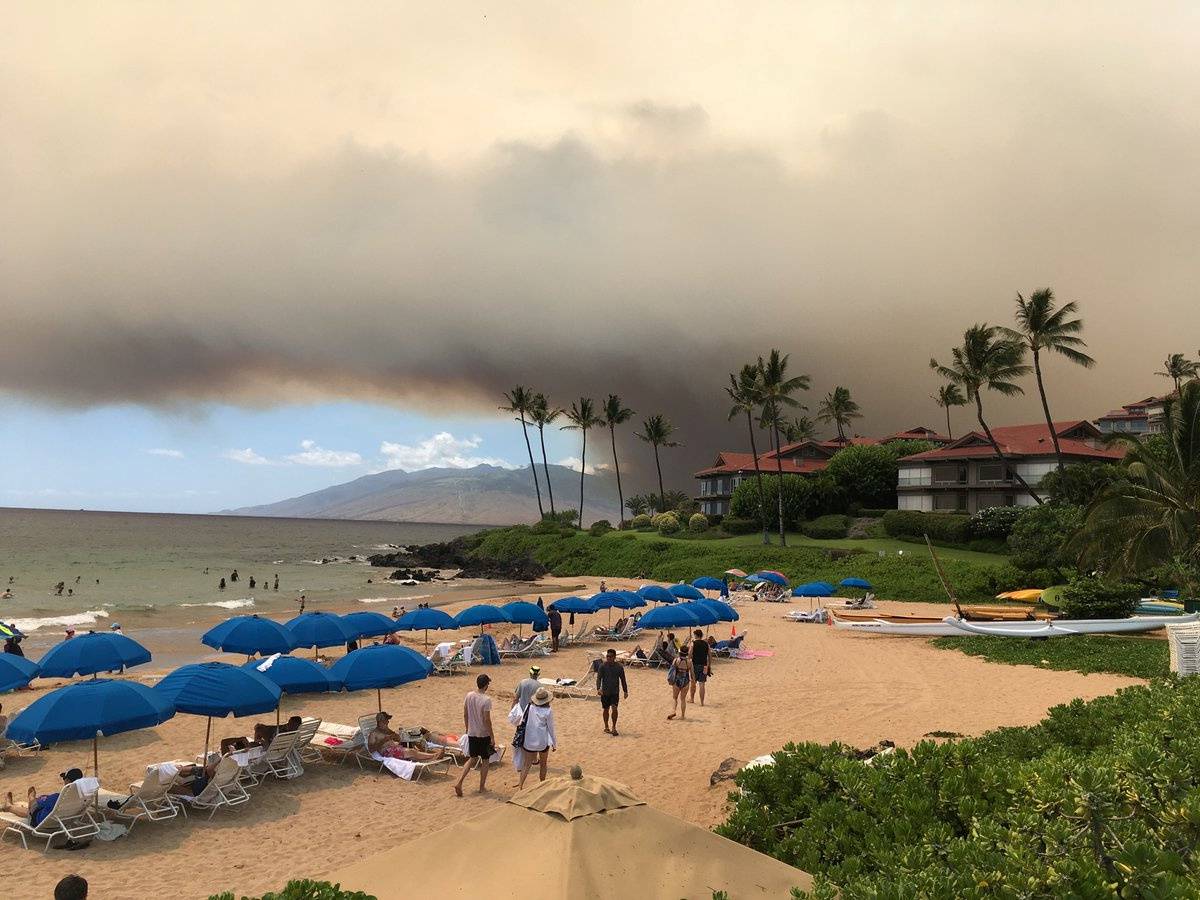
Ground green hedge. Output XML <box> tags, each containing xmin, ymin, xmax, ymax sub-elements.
<box><xmin>882</xmin><ymin>509</ymin><xmax>971</xmax><ymax>544</ymax></box>
<box><xmin>1060</xmin><ymin>575</ymin><xmax>1139</xmax><ymax>619</ymax></box>
<box><xmin>719</xmin><ymin>678</ymin><xmax>1200</xmax><ymax>897</ymax></box>
<box><xmin>210</xmin><ymin>881</ymin><xmax>374</xmax><ymax>900</ymax></box>
<box><xmin>800</xmin><ymin>514</ymin><xmax>850</xmax><ymax>539</ymax></box>
<box><xmin>858</xmin><ymin>507</ymin><xmax>893</xmax><ymax>518</ymax></box>
<box><xmin>721</xmin><ymin>516</ymin><xmax>759</xmax><ymax>535</ymax></box>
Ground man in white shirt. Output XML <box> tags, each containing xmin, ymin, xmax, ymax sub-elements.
<box><xmin>454</xmin><ymin>673</ymin><xmax>494</xmax><ymax>797</ymax></box>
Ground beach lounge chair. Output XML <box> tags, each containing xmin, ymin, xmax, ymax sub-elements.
<box><xmin>291</xmin><ymin>716</ymin><xmax>323</xmax><ymax>768</ymax></box>
<box><xmin>96</xmin><ymin>766</ymin><xmax>182</xmax><ymax>831</ymax></box>
<box><xmin>313</xmin><ymin>721</ymin><xmax>367</xmax><ymax>767</ymax></box>
<box><xmin>561</xmin><ymin>620</ymin><xmax>593</xmax><ymax>646</ymax></box>
<box><xmin>431</xmin><ymin>646</ymin><xmax>469</xmax><ymax>676</ymax></box>
<box><xmin>247</xmin><ymin>729</ymin><xmax>302</xmax><ymax>782</ymax></box>
<box><xmin>176</xmin><ymin>757</ymin><xmax>251</xmax><ymax>820</ymax></box>
<box><xmin>357</xmin><ymin>714</ymin><xmax>454</xmax><ymax>780</ymax></box>
<box><xmin>498</xmin><ymin>634</ymin><xmax>539</xmax><ymax>658</ymax></box>
<box><xmin>1</xmin><ymin>780</ymin><xmax>101</xmax><ymax>852</ymax></box>
<box><xmin>0</xmin><ymin>732</ymin><xmax>41</xmax><ymax>758</ymax></box>
<box><xmin>603</xmin><ymin>618</ymin><xmax>642</xmax><ymax>641</ymax></box>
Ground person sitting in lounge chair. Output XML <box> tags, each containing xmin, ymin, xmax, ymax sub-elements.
<box><xmin>367</xmin><ymin>712</ymin><xmax>446</xmax><ymax>762</ymax></box>
<box><xmin>253</xmin><ymin>716</ymin><xmax>303</xmax><ymax>746</ymax></box>
<box><xmin>2</xmin><ymin>767</ymin><xmax>83</xmax><ymax>825</ymax></box>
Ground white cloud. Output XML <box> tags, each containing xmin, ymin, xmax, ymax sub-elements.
<box><xmin>223</xmin><ymin>447</ymin><xmax>272</xmax><ymax>465</ymax></box>
<box><xmin>145</xmin><ymin>448</ymin><xmax>184</xmax><ymax>458</ymax></box>
<box><xmin>378</xmin><ymin>432</ymin><xmax>515</xmax><ymax>472</ymax></box>
<box><xmin>557</xmin><ymin>456</ymin><xmax>597</xmax><ymax>475</ymax></box>
<box><xmin>285</xmin><ymin>439</ymin><xmax>363</xmax><ymax>468</ymax></box>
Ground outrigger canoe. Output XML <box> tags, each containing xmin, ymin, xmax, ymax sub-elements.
<box><xmin>943</xmin><ymin>613</ymin><xmax>1197</xmax><ymax>637</ymax></box>
<box><xmin>832</xmin><ymin>607</ymin><xmax>1056</xmax><ymax>624</ymax></box>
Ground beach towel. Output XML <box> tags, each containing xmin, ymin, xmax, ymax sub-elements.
<box><xmin>734</xmin><ymin>649</ymin><xmax>774</xmax><ymax>659</ymax></box>
<box><xmin>255</xmin><ymin>653</ymin><xmax>282</xmax><ymax>671</ymax></box>
<box><xmin>95</xmin><ymin>822</ymin><xmax>128</xmax><ymax>841</ymax></box>
<box><xmin>75</xmin><ymin>777</ymin><xmax>100</xmax><ymax>796</ymax></box>
<box><xmin>323</xmin><ymin>737</ymin><xmax>345</xmax><ymax>746</ymax></box>
<box><xmin>371</xmin><ymin>752</ymin><xmax>417</xmax><ymax>780</ymax></box>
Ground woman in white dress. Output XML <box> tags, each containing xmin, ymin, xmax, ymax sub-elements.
<box><xmin>516</xmin><ymin>687</ymin><xmax>557</xmax><ymax>789</ymax></box>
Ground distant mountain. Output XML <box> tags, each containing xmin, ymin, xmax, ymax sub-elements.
<box><xmin>221</xmin><ymin>464</ymin><xmax>625</xmax><ymax>526</ymax></box>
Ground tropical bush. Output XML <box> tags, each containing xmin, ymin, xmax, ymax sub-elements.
<box><xmin>630</xmin><ymin>513</ymin><xmax>652</xmax><ymax>530</ymax></box>
<box><xmin>687</xmin><ymin>513</ymin><xmax>709</xmax><ymax>533</ymax></box>
<box><xmin>1007</xmin><ymin>503</ymin><xmax>1083</xmax><ymax>573</ymax></box>
<box><xmin>858</xmin><ymin>507</ymin><xmax>893</xmax><ymax>518</ymax></box>
<box><xmin>719</xmin><ymin>678</ymin><xmax>1200</xmax><ymax>897</ymax></box>
<box><xmin>1059</xmin><ymin>575</ymin><xmax>1139</xmax><ymax>619</ymax></box>
<box><xmin>882</xmin><ymin>510</ymin><xmax>971</xmax><ymax>544</ymax></box>
<box><xmin>800</xmin><ymin>514</ymin><xmax>850</xmax><ymax>539</ymax></box>
<box><xmin>966</xmin><ymin>505</ymin><xmax>1024</xmax><ymax>539</ymax></box>
<box><xmin>540</xmin><ymin>509</ymin><xmax>579</xmax><ymax>527</ymax></box>
<box><xmin>720</xmin><ymin>516</ymin><xmax>758</xmax><ymax>535</ymax></box>
<box><xmin>210</xmin><ymin>881</ymin><xmax>374</xmax><ymax>900</ymax></box>
<box><xmin>1040</xmin><ymin>461</ymin><xmax>1126</xmax><ymax>507</ymax></box>
<box><xmin>588</xmin><ymin>519</ymin><xmax>613</xmax><ymax>536</ymax></box>
<box><xmin>729</xmin><ymin>474</ymin><xmax>845</xmax><ymax>531</ymax></box>
<box><xmin>653</xmin><ymin>512</ymin><xmax>681</xmax><ymax>535</ymax></box>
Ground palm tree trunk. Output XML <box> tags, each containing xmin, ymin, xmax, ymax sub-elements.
<box><xmin>654</xmin><ymin>444</ymin><xmax>666</xmax><ymax>513</ymax></box>
<box><xmin>538</xmin><ymin>425</ymin><xmax>555</xmax><ymax>517</ymax></box>
<box><xmin>945</xmin><ymin>405</ymin><xmax>953</xmax><ymax>440</ymax></box>
<box><xmin>610</xmin><ymin>425</ymin><xmax>625</xmax><ymax>528</ymax></box>
<box><xmin>578</xmin><ymin>430</ymin><xmax>587</xmax><ymax>529</ymax></box>
<box><xmin>772</xmin><ymin>421</ymin><xmax>787</xmax><ymax>546</ymax></box>
<box><xmin>1032</xmin><ymin>349</ymin><xmax>1064</xmax><ymax>472</ymax></box>
<box><xmin>520</xmin><ymin>414</ymin><xmax>544</xmax><ymax>517</ymax></box>
<box><xmin>746</xmin><ymin>410</ymin><xmax>770</xmax><ymax>545</ymax></box>
<box><xmin>836</xmin><ymin>419</ymin><xmax>846</xmax><ymax>442</ymax></box>
<box><xmin>974</xmin><ymin>393</ymin><xmax>1042</xmax><ymax>505</ymax></box>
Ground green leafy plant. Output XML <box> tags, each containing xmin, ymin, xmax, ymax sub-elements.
<box><xmin>588</xmin><ymin>519</ymin><xmax>613</xmax><ymax>536</ymax></box>
<box><xmin>1007</xmin><ymin>502</ymin><xmax>1082</xmax><ymax>573</ymax></box>
<box><xmin>966</xmin><ymin>505</ymin><xmax>1024</xmax><ymax>539</ymax></box>
<box><xmin>882</xmin><ymin>509</ymin><xmax>971</xmax><ymax>544</ymax></box>
<box><xmin>209</xmin><ymin>880</ymin><xmax>375</xmax><ymax>900</ymax></box>
<box><xmin>688</xmin><ymin>512</ymin><xmax>709</xmax><ymax>533</ymax></box>
<box><xmin>1058</xmin><ymin>575</ymin><xmax>1139</xmax><ymax>619</ymax></box>
<box><xmin>653</xmin><ymin>512</ymin><xmax>681</xmax><ymax>535</ymax></box>
<box><xmin>933</xmin><ymin>634</ymin><xmax>1168</xmax><ymax>679</ymax></box>
<box><xmin>630</xmin><ymin>513</ymin><xmax>652</xmax><ymax>530</ymax></box>
<box><xmin>800</xmin><ymin>514</ymin><xmax>850</xmax><ymax>539</ymax></box>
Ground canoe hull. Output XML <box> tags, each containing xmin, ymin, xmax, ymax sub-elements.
<box><xmin>831</xmin><ymin>616</ymin><xmax>960</xmax><ymax>636</ymax></box>
<box><xmin>944</xmin><ymin>613</ymin><xmax>1198</xmax><ymax>638</ymax></box>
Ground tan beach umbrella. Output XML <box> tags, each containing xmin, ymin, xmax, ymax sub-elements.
<box><xmin>326</xmin><ymin>768</ymin><xmax>811</xmax><ymax>899</ymax></box>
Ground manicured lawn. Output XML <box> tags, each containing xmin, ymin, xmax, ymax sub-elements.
<box><xmin>624</xmin><ymin>528</ymin><xmax>1007</xmax><ymax>565</ymax></box>
<box><xmin>931</xmin><ymin>634</ymin><xmax>1169</xmax><ymax>679</ymax></box>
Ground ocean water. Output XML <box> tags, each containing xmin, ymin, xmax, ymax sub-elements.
<box><xmin>0</xmin><ymin>508</ymin><xmax>479</xmax><ymax>634</ymax></box>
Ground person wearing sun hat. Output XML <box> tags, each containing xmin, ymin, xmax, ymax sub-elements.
<box><xmin>516</xmin><ymin>687</ymin><xmax>557</xmax><ymax>789</ymax></box>
<box><xmin>514</xmin><ymin>665</ymin><xmax>541</xmax><ymax>712</ymax></box>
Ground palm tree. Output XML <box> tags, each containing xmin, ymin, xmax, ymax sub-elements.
<box><xmin>1157</xmin><ymin>353</ymin><xmax>1199</xmax><ymax>395</ymax></box>
<box><xmin>635</xmin><ymin>415</ymin><xmax>680</xmax><ymax>513</ymax></box>
<box><xmin>932</xmin><ymin>383</ymin><xmax>966</xmax><ymax>439</ymax></box>
<box><xmin>602</xmin><ymin>394</ymin><xmax>635</xmax><ymax>528</ymax></box>
<box><xmin>1071</xmin><ymin>381</ymin><xmax>1200</xmax><ymax>589</ymax></box>
<box><xmin>781</xmin><ymin>415</ymin><xmax>818</xmax><ymax>444</ymax></box>
<box><xmin>560</xmin><ymin>397</ymin><xmax>600</xmax><ymax>529</ymax></box>
<box><xmin>757</xmin><ymin>350</ymin><xmax>811</xmax><ymax>545</ymax></box>
<box><xmin>726</xmin><ymin>365</ymin><xmax>771</xmax><ymax>544</ymax></box>
<box><xmin>930</xmin><ymin>324</ymin><xmax>1041</xmax><ymax>504</ymax></box>
<box><xmin>816</xmin><ymin>386</ymin><xmax>862</xmax><ymax>443</ymax></box>
<box><xmin>500</xmin><ymin>386</ymin><xmax>543</xmax><ymax>519</ymax></box>
<box><xmin>624</xmin><ymin>494</ymin><xmax>649</xmax><ymax>517</ymax></box>
<box><xmin>1008</xmin><ymin>288</ymin><xmax>1095</xmax><ymax>472</ymax></box>
<box><xmin>529</xmin><ymin>394</ymin><xmax>561</xmax><ymax>517</ymax></box>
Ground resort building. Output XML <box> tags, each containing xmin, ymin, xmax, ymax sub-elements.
<box><xmin>895</xmin><ymin>420</ymin><xmax>1123</xmax><ymax>513</ymax></box>
<box><xmin>1095</xmin><ymin>397</ymin><xmax>1157</xmax><ymax>435</ymax></box>
<box><xmin>878</xmin><ymin>426</ymin><xmax>953</xmax><ymax>445</ymax></box>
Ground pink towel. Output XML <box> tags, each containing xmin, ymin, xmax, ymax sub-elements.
<box><xmin>323</xmin><ymin>737</ymin><xmax>344</xmax><ymax>746</ymax></box>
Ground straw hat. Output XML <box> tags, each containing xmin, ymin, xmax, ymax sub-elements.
<box><xmin>531</xmin><ymin>687</ymin><xmax>552</xmax><ymax>706</ymax></box>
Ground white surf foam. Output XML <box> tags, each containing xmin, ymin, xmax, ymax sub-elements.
<box><xmin>357</xmin><ymin>594</ymin><xmax>431</xmax><ymax>605</ymax></box>
<box><xmin>180</xmin><ymin>598</ymin><xmax>256</xmax><ymax>611</ymax></box>
<box><xmin>10</xmin><ymin>609</ymin><xmax>111</xmax><ymax>633</ymax></box>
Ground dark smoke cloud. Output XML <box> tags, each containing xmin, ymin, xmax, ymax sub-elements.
<box><xmin>3</xmin><ymin>4</ymin><xmax>1200</xmax><ymax>484</ymax></box>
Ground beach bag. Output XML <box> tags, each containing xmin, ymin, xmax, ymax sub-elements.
<box><xmin>512</xmin><ymin>704</ymin><xmax>531</xmax><ymax>749</ymax></box>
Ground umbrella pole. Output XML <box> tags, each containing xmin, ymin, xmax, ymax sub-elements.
<box><xmin>93</xmin><ymin>734</ymin><xmax>99</xmax><ymax>777</ymax></box>
<box><xmin>204</xmin><ymin>717</ymin><xmax>212</xmax><ymax>763</ymax></box>
<box><xmin>377</xmin><ymin>688</ymin><xmax>382</xmax><ymax>713</ymax></box>
<box><xmin>424</xmin><ymin>628</ymin><xmax>429</xmax><ymax>650</ymax></box>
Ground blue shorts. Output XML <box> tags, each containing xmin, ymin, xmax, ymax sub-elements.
<box><xmin>692</xmin><ymin>662</ymin><xmax>708</xmax><ymax>683</ymax></box>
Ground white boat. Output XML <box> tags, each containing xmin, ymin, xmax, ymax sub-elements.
<box><xmin>831</xmin><ymin>616</ymin><xmax>960</xmax><ymax>637</ymax></box>
<box><xmin>943</xmin><ymin>613</ymin><xmax>1198</xmax><ymax>637</ymax></box>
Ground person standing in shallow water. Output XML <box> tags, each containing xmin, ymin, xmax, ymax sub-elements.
<box><xmin>219</xmin><ymin>577</ymin><xmax>226</xmax><ymax>590</ymax></box>
<box><xmin>248</xmin><ymin>576</ymin><xmax>255</xmax><ymax>589</ymax></box>
<box><xmin>273</xmin><ymin>574</ymin><xmax>279</xmax><ymax>590</ymax></box>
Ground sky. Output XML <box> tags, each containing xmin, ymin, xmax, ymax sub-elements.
<box><xmin>3</xmin><ymin>2</ymin><xmax>1200</xmax><ymax>512</ymax></box>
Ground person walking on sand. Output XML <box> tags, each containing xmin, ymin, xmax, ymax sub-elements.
<box><xmin>516</xmin><ymin>687</ymin><xmax>557</xmax><ymax>789</ymax></box>
<box><xmin>688</xmin><ymin>628</ymin><xmax>710</xmax><ymax>706</ymax></box>
<box><xmin>454</xmin><ymin>674</ymin><xmax>494</xmax><ymax>797</ymax></box>
<box><xmin>596</xmin><ymin>648</ymin><xmax>628</xmax><ymax>736</ymax></box>
<box><xmin>548</xmin><ymin>604</ymin><xmax>563</xmax><ymax>652</ymax></box>
<box><xmin>667</xmin><ymin>645</ymin><xmax>691</xmax><ymax>720</ymax></box>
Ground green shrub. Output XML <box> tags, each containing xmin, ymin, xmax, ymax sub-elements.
<box><xmin>719</xmin><ymin>679</ymin><xmax>1200</xmax><ymax>897</ymax></box>
<box><xmin>1041</xmin><ymin>461</ymin><xmax>1126</xmax><ymax>506</ymax></box>
<box><xmin>1059</xmin><ymin>575</ymin><xmax>1139</xmax><ymax>619</ymax></box>
<box><xmin>966</xmin><ymin>505</ymin><xmax>1023</xmax><ymax>539</ymax></box>
<box><xmin>209</xmin><ymin>880</ymin><xmax>375</xmax><ymax>900</ymax></box>
<box><xmin>721</xmin><ymin>516</ymin><xmax>758</xmax><ymax>535</ymax></box>
<box><xmin>825</xmin><ymin>445</ymin><xmax>903</xmax><ymax>507</ymax></box>
<box><xmin>653</xmin><ymin>512</ymin><xmax>681</xmax><ymax>535</ymax></box>
<box><xmin>729</xmin><ymin>474</ymin><xmax>845</xmax><ymax>531</ymax></box>
<box><xmin>588</xmin><ymin>519</ymin><xmax>613</xmax><ymax>536</ymax></box>
<box><xmin>540</xmin><ymin>509</ymin><xmax>579</xmax><ymax>526</ymax></box>
<box><xmin>687</xmin><ymin>513</ymin><xmax>709</xmax><ymax>533</ymax></box>
<box><xmin>882</xmin><ymin>509</ymin><xmax>970</xmax><ymax>544</ymax></box>
<box><xmin>630</xmin><ymin>513</ymin><xmax>652</xmax><ymax>529</ymax></box>
<box><xmin>858</xmin><ymin>507</ymin><xmax>893</xmax><ymax>518</ymax></box>
<box><xmin>1007</xmin><ymin>503</ymin><xmax>1083</xmax><ymax>573</ymax></box>
<box><xmin>800</xmin><ymin>514</ymin><xmax>850</xmax><ymax>539</ymax></box>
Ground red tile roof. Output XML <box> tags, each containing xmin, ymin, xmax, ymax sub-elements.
<box><xmin>881</xmin><ymin>426</ymin><xmax>952</xmax><ymax>444</ymax></box>
<box><xmin>695</xmin><ymin>452</ymin><xmax>829</xmax><ymax>477</ymax></box>
<box><xmin>898</xmin><ymin>421</ymin><xmax>1124</xmax><ymax>462</ymax></box>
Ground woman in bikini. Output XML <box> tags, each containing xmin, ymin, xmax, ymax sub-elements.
<box><xmin>667</xmin><ymin>645</ymin><xmax>691</xmax><ymax>720</ymax></box>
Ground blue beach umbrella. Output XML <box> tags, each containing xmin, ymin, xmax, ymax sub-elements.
<box><xmin>699</xmin><ymin>598</ymin><xmax>739</xmax><ymax>622</ymax></box>
<box><xmin>691</xmin><ymin>576</ymin><xmax>726</xmax><ymax>592</ymax></box>
<box><xmin>202</xmin><ymin>614</ymin><xmax>297</xmax><ymax>657</ymax></box>
<box><xmin>286</xmin><ymin>611</ymin><xmax>358</xmax><ymax>655</ymax></box>
<box><xmin>6</xmin><ymin>678</ymin><xmax>175</xmax><ymax>778</ymax></box>
<box><xmin>454</xmin><ymin>604</ymin><xmax>512</xmax><ymax>635</ymax></box>
<box><xmin>0</xmin><ymin>653</ymin><xmax>40</xmax><ymax>693</ymax></box>
<box><xmin>668</xmin><ymin>584</ymin><xmax>705</xmax><ymax>601</ymax></box>
<box><xmin>38</xmin><ymin>631</ymin><xmax>152</xmax><ymax>679</ymax></box>
<box><xmin>394</xmin><ymin>607</ymin><xmax>458</xmax><ymax>649</ymax></box>
<box><xmin>792</xmin><ymin>582</ymin><xmax>835</xmax><ymax>598</ymax></box>
<box><xmin>638</xmin><ymin>585</ymin><xmax>677</xmax><ymax>604</ymax></box>
<box><xmin>500</xmin><ymin>601</ymin><xmax>549</xmax><ymax>636</ymax></box>
<box><xmin>752</xmin><ymin>571</ymin><xmax>789</xmax><ymax>587</ymax></box>
<box><xmin>549</xmin><ymin>596</ymin><xmax>595</xmax><ymax>615</ymax></box>
<box><xmin>609</xmin><ymin>591</ymin><xmax>647</xmax><ymax>610</ymax></box>
<box><xmin>637</xmin><ymin>605</ymin><xmax>701</xmax><ymax>630</ymax></box>
<box><xmin>242</xmin><ymin>655</ymin><xmax>340</xmax><ymax>695</ymax></box>
<box><xmin>329</xmin><ymin>644</ymin><xmax>433</xmax><ymax>712</ymax></box>
<box><xmin>588</xmin><ymin>592</ymin><xmax>617</xmax><ymax>610</ymax></box>
<box><xmin>840</xmin><ymin>577</ymin><xmax>872</xmax><ymax>590</ymax></box>
<box><xmin>676</xmin><ymin>601</ymin><xmax>720</xmax><ymax>627</ymax></box>
<box><xmin>155</xmin><ymin>661</ymin><xmax>282</xmax><ymax>759</ymax></box>
<box><xmin>341</xmin><ymin>611</ymin><xmax>403</xmax><ymax>640</ymax></box>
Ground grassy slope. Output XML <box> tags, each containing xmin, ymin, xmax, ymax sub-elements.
<box><xmin>932</xmin><ymin>634</ymin><xmax>1169</xmax><ymax>679</ymax></box>
<box><xmin>469</xmin><ymin>525</ymin><xmax>1015</xmax><ymax>603</ymax></box>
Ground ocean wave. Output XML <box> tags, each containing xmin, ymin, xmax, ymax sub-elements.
<box><xmin>10</xmin><ymin>609</ymin><xmax>111</xmax><ymax>633</ymax></box>
<box><xmin>179</xmin><ymin>598</ymin><xmax>256</xmax><ymax>611</ymax></box>
<box><xmin>357</xmin><ymin>595</ymin><xmax>430</xmax><ymax>605</ymax></box>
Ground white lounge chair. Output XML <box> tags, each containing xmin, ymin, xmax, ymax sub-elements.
<box><xmin>248</xmin><ymin>730</ymin><xmax>302</xmax><ymax>782</ymax></box>
<box><xmin>0</xmin><ymin>733</ymin><xmax>41</xmax><ymax>758</ymax></box>
<box><xmin>312</xmin><ymin>721</ymin><xmax>366</xmax><ymax>767</ymax></box>
<box><xmin>357</xmin><ymin>714</ymin><xmax>453</xmax><ymax>780</ymax></box>
<box><xmin>97</xmin><ymin>766</ymin><xmax>182</xmax><ymax>831</ymax></box>
<box><xmin>1</xmin><ymin>780</ymin><xmax>101</xmax><ymax>852</ymax></box>
<box><xmin>176</xmin><ymin>757</ymin><xmax>251</xmax><ymax>820</ymax></box>
<box><xmin>430</xmin><ymin>646</ymin><xmax>468</xmax><ymax>676</ymax></box>
<box><xmin>291</xmin><ymin>716</ymin><xmax>323</xmax><ymax>769</ymax></box>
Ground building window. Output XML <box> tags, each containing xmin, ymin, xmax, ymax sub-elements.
<box><xmin>934</xmin><ymin>493</ymin><xmax>965</xmax><ymax>511</ymax></box>
<box><xmin>977</xmin><ymin>462</ymin><xmax>1005</xmax><ymax>482</ymax></box>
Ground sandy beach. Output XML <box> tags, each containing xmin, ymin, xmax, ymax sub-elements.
<box><xmin>1</xmin><ymin>578</ymin><xmax>1141</xmax><ymax>899</ymax></box>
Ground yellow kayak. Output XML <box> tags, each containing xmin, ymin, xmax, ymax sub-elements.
<box><xmin>995</xmin><ymin>588</ymin><xmax>1044</xmax><ymax>603</ymax></box>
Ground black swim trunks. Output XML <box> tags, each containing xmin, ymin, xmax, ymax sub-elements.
<box><xmin>467</xmin><ymin>736</ymin><xmax>493</xmax><ymax>759</ymax></box>
<box><xmin>600</xmin><ymin>692</ymin><xmax>619</xmax><ymax>709</ymax></box>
